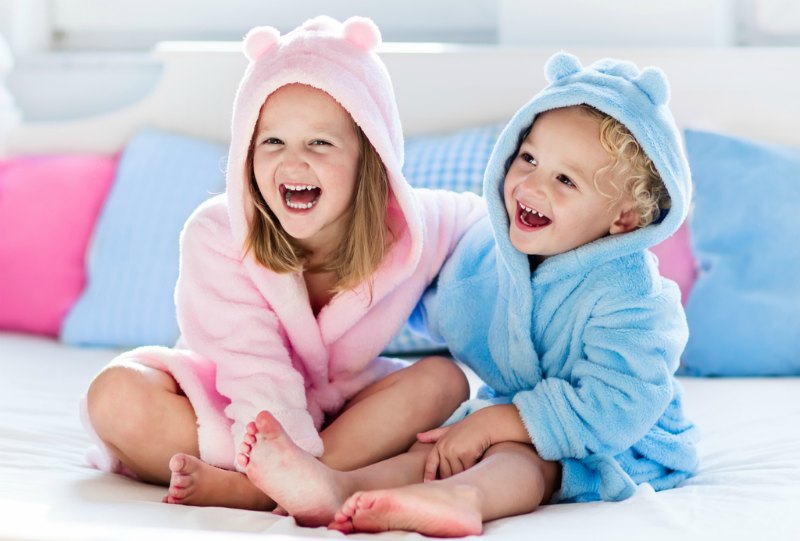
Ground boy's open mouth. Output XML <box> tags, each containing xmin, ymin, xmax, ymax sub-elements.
<box><xmin>517</xmin><ymin>201</ymin><xmax>551</xmax><ymax>228</ymax></box>
<box><xmin>281</xmin><ymin>183</ymin><xmax>322</xmax><ymax>210</ymax></box>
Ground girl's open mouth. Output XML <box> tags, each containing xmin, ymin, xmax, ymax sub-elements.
<box><xmin>281</xmin><ymin>183</ymin><xmax>322</xmax><ymax>210</ymax></box>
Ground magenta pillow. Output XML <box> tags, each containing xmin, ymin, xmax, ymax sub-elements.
<box><xmin>650</xmin><ymin>221</ymin><xmax>696</xmax><ymax>305</ymax></box>
<box><xmin>0</xmin><ymin>154</ymin><xmax>117</xmax><ymax>336</ymax></box>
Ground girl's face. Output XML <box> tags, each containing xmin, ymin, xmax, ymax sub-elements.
<box><xmin>252</xmin><ymin>84</ymin><xmax>360</xmax><ymax>257</ymax></box>
<box><xmin>503</xmin><ymin>106</ymin><xmax>636</xmax><ymax>258</ymax></box>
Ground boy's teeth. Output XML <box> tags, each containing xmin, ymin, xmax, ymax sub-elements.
<box><xmin>519</xmin><ymin>201</ymin><xmax>544</xmax><ymax>218</ymax></box>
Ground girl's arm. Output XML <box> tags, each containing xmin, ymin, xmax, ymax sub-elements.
<box><xmin>176</xmin><ymin>202</ymin><xmax>323</xmax><ymax>464</ymax></box>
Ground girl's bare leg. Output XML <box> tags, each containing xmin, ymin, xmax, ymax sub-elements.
<box><xmin>238</xmin><ymin>410</ymin><xmax>433</xmax><ymax>527</ymax></box>
<box><xmin>88</xmin><ymin>355</ymin><xmax>467</xmax><ymax>510</ymax></box>
<box><xmin>235</xmin><ymin>356</ymin><xmax>471</xmax><ymax>524</ymax></box>
<box><xmin>320</xmin><ymin>356</ymin><xmax>470</xmax><ymax>470</ymax></box>
<box><xmin>329</xmin><ymin>442</ymin><xmax>562</xmax><ymax>537</ymax></box>
<box><xmin>86</xmin><ymin>360</ymin><xmax>273</xmax><ymax>510</ymax></box>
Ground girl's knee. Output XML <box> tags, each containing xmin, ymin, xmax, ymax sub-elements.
<box><xmin>410</xmin><ymin>356</ymin><xmax>469</xmax><ymax>405</ymax></box>
<box><xmin>87</xmin><ymin>363</ymin><xmax>174</xmax><ymax>438</ymax></box>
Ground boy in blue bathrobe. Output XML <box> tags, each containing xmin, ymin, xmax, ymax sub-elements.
<box><xmin>329</xmin><ymin>52</ymin><xmax>698</xmax><ymax>535</ymax></box>
<box><xmin>237</xmin><ymin>52</ymin><xmax>699</xmax><ymax>537</ymax></box>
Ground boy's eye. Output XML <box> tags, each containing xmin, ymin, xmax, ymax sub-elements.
<box><xmin>557</xmin><ymin>174</ymin><xmax>576</xmax><ymax>188</ymax></box>
<box><xmin>519</xmin><ymin>152</ymin><xmax>537</xmax><ymax>166</ymax></box>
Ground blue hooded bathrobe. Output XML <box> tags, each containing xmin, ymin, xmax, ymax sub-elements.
<box><xmin>414</xmin><ymin>53</ymin><xmax>698</xmax><ymax>503</ymax></box>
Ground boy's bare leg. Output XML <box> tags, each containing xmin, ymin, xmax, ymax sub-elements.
<box><xmin>329</xmin><ymin>442</ymin><xmax>562</xmax><ymax>537</ymax></box>
<box><xmin>86</xmin><ymin>361</ymin><xmax>273</xmax><ymax>510</ymax></box>
<box><xmin>238</xmin><ymin>410</ymin><xmax>433</xmax><ymax>527</ymax></box>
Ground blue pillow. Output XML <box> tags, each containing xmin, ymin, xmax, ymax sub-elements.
<box><xmin>681</xmin><ymin>129</ymin><xmax>800</xmax><ymax>376</ymax></box>
<box><xmin>383</xmin><ymin>123</ymin><xmax>501</xmax><ymax>356</ymax></box>
<box><xmin>61</xmin><ymin>128</ymin><xmax>226</xmax><ymax>347</ymax></box>
<box><xmin>402</xmin><ymin>123</ymin><xmax>503</xmax><ymax>193</ymax></box>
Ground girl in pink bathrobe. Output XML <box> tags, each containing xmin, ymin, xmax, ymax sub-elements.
<box><xmin>82</xmin><ymin>16</ymin><xmax>485</xmax><ymax>510</ymax></box>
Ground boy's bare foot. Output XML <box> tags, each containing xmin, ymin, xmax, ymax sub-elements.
<box><xmin>328</xmin><ymin>483</ymin><xmax>483</xmax><ymax>537</ymax></box>
<box><xmin>238</xmin><ymin>411</ymin><xmax>348</xmax><ymax>527</ymax></box>
<box><xmin>162</xmin><ymin>453</ymin><xmax>273</xmax><ymax>510</ymax></box>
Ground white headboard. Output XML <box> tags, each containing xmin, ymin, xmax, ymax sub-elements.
<box><xmin>8</xmin><ymin>44</ymin><xmax>800</xmax><ymax>154</ymax></box>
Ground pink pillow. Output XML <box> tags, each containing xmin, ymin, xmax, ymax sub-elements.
<box><xmin>650</xmin><ymin>221</ymin><xmax>696</xmax><ymax>305</ymax></box>
<box><xmin>0</xmin><ymin>155</ymin><xmax>117</xmax><ymax>336</ymax></box>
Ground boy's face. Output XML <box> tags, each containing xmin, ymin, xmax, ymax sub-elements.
<box><xmin>503</xmin><ymin>107</ymin><xmax>636</xmax><ymax>258</ymax></box>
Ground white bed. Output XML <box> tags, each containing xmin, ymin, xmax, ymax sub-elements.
<box><xmin>2</xmin><ymin>44</ymin><xmax>800</xmax><ymax>540</ymax></box>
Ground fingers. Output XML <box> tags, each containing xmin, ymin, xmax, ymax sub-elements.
<box><xmin>417</xmin><ymin>426</ymin><xmax>448</xmax><ymax>443</ymax></box>
<box><xmin>423</xmin><ymin>447</ymin><xmax>440</xmax><ymax>482</ymax></box>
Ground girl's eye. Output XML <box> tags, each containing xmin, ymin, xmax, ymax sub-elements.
<box><xmin>519</xmin><ymin>152</ymin><xmax>537</xmax><ymax>166</ymax></box>
<box><xmin>557</xmin><ymin>174</ymin><xmax>576</xmax><ymax>188</ymax></box>
<box><xmin>263</xmin><ymin>137</ymin><xmax>282</xmax><ymax>145</ymax></box>
<box><xmin>311</xmin><ymin>139</ymin><xmax>331</xmax><ymax>146</ymax></box>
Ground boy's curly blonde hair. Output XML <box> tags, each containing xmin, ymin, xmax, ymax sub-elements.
<box><xmin>579</xmin><ymin>105</ymin><xmax>671</xmax><ymax>227</ymax></box>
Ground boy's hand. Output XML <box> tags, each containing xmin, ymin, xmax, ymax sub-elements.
<box><xmin>417</xmin><ymin>414</ymin><xmax>493</xmax><ymax>481</ymax></box>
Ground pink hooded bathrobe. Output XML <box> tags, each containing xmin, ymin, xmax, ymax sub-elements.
<box><xmin>83</xmin><ymin>16</ymin><xmax>485</xmax><ymax>473</ymax></box>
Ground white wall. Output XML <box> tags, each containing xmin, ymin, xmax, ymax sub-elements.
<box><xmin>498</xmin><ymin>0</ymin><xmax>735</xmax><ymax>46</ymax></box>
<box><xmin>3</xmin><ymin>0</ymin><xmax>800</xmax><ymax>121</ymax></box>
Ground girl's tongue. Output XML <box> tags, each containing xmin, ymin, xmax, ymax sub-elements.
<box><xmin>283</xmin><ymin>185</ymin><xmax>321</xmax><ymax>209</ymax></box>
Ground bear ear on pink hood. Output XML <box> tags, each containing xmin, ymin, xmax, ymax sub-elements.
<box><xmin>243</xmin><ymin>26</ymin><xmax>280</xmax><ymax>61</ymax></box>
<box><xmin>342</xmin><ymin>16</ymin><xmax>381</xmax><ymax>51</ymax></box>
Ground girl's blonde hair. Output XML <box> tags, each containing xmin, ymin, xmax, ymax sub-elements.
<box><xmin>578</xmin><ymin>105</ymin><xmax>671</xmax><ymax>228</ymax></box>
<box><xmin>244</xmin><ymin>124</ymin><xmax>390</xmax><ymax>294</ymax></box>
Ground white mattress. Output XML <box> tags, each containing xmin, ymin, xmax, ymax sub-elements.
<box><xmin>1</xmin><ymin>331</ymin><xmax>799</xmax><ymax>541</ymax></box>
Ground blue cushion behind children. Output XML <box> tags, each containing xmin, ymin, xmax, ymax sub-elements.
<box><xmin>61</xmin><ymin>127</ymin><xmax>226</xmax><ymax>347</ymax></box>
<box><xmin>383</xmin><ymin>123</ymin><xmax>501</xmax><ymax>355</ymax></box>
<box><xmin>681</xmin><ymin>129</ymin><xmax>800</xmax><ymax>376</ymax></box>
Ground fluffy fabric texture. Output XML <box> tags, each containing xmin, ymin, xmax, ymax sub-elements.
<box><xmin>681</xmin><ymin>129</ymin><xmax>800</xmax><ymax>376</ymax></box>
<box><xmin>0</xmin><ymin>154</ymin><xmax>116</xmax><ymax>336</ymax></box>
<box><xmin>84</xmin><ymin>16</ymin><xmax>484</xmax><ymax>472</ymax></box>
<box><xmin>415</xmin><ymin>52</ymin><xmax>698</xmax><ymax>502</ymax></box>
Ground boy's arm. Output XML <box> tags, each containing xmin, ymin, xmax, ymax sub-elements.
<box><xmin>417</xmin><ymin>404</ymin><xmax>529</xmax><ymax>480</ymax></box>
<box><xmin>512</xmin><ymin>292</ymin><xmax>688</xmax><ymax>461</ymax></box>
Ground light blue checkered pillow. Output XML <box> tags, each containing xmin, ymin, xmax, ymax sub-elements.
<box><xmin>61</xmin><ymin>127</ymin><xmax>226</xmax><ymax>347</ymax></box>
<box><xmin>383</xmin><ymin>123</ymin><xmax>502</xmax><ymax>356</ymax></box>
<box><xmin>402</xmin><ymin>123</ymin><xmax>503</xmax><ymax>193</ymax></box>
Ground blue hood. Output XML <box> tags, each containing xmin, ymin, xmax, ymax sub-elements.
<box><xmin>483</xmin><ymin>52</ymin><xmax>692</xmax><ymax>288</ymax></box>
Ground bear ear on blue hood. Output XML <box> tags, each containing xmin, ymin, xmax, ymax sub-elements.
<box><xmin>634</xmin><ymin>67</ymin><xmax>670</xmax><ymax>106</ymax></box>
<box><xmin>545</xmin><ymin>52</ymin><xmax>583</xmax><ymax>83</ymax></box>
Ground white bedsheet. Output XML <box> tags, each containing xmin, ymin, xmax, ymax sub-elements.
<box><xmin>1</xmin><ymin>332</ymin><xmax>799</xmax><ymax>541</ymax></box>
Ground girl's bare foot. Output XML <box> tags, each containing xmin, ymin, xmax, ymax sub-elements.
<box><xmin>238</xmin><ymin>411</ymin><xmax>349</xmax><ymax>527</ymax></box>
<box><xmin>162</xmin><ymin>453</ymin><xmax>273</xmax><ymax>510</ymax></box>
<box><xmin>328</xmin><ymin>483</ymin><xmax>483</xmax><ymax>537</ymax></box>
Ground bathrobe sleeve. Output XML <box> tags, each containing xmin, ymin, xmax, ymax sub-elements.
<box><xmin>512</xmin><ymin>289</ymin><xmax>688</xmax><ymax>461</ymax></box>
<box><xmin>175</xmin><ymin>204</ymin><xmax>322</xmax><ymax>461</ymax></box>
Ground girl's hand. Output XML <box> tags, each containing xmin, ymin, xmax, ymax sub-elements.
<box><xmin>417</xmin><ymin>415</ymin><xmax>493</xmax><ymax>481</ymax></box>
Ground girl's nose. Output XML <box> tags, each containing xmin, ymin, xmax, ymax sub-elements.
<box><xmin>277</xmin><ymin>148</ymin><xmax>308</xmax><ymax>171</ymax></box>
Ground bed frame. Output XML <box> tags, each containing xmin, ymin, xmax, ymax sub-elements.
<box><xmin>2</xmin><ymin>44</ymin><xmax>800</xmax><ymax>541</ymax></box>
